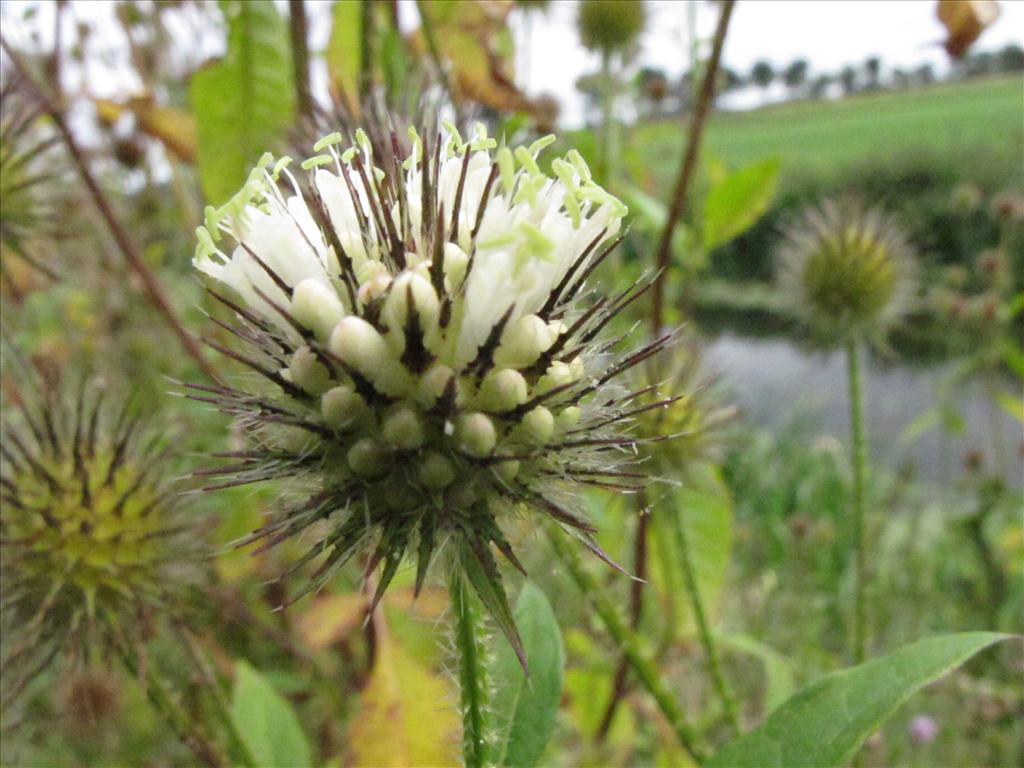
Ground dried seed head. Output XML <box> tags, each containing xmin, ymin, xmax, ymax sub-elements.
<box><xmin>776</xmin><ymin>198</ymin><xmax>918</xmax><ymax>344</ymax></box>
<box><xmin>191</xmin><ymin>123</ymin><xmax>669</xmax><ymax>664</ymax></box>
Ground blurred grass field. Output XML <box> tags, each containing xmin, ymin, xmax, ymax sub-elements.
<box><xmin>630</xmin><ymin>74</ymin><xmax>1024</xmax><ymax>190</ymax></box>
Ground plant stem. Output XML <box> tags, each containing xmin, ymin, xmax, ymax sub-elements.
<box><xmin>845</xmin><ymin>337</ymin><xmax>868</xmax><ymax>665</ymax></box>
<box><xmin>667</xmin><ymin>502</ymin><xmax>740</xmax><ymax>733</ymax></box>
<box><xmin>0</xmin><ymin>36</ymin><xmax>219</xmax><ymax>383</ymax></box>
<box><xmin>112</xmin><ymin>635</ymin><xmax>224</xmax><ymax>767</ymax></box>
<box><xmin>547</xmin><ymin>529</ymin><xmax>708</xmax><ymax>763</ymax></box>
<box><xmin>175</xmin><ymin>623</ymin><xmax>258</xmax><ymax>768</ymax></box>
<box><xmin>288</xmin><ymin>0</ymin><xmax>313</xmax><ymax>117</ymax></box>
<box><xmin>450</xmin><ymin>570</ymin><xmax>489</xmax><ymax>768</ymax></box>
<box><xmin>650</xmin><ymin>0</ymin><xmax>735</xmax><ymax>333</ymax></box>
<box><xmin>599</xmin><ymin>48</ymin><xmax>615</xmax><ymax>187</ymax></box>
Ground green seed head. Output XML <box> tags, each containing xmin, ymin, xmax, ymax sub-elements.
<box><xmin>578</xmin><ymin>0</ymin><xmax>646</xmax><ymax>55</ymax></box>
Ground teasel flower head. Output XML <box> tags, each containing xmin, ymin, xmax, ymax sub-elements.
<box><xmin>577</xmin><ymin>0</ymin><xmax>647</xmax><ymax>55</ymax></box>
<box><xmin>632</xmin><ymin>342</ymin><xmax>735</xmax><ymax>479</ymax></box>
<box><xmin>776</xmin><ymin>198</ymin><xmax>917</xmax><ymax>345</ymax></box>
<box><xmin>190</xmin><ymin>122</ymin><xmax>671</xmax><ymax>663</ymax></box>
<box><xmin>0</xmin><ymin>69</ymin><xmax>64</xmax><ymax>288</ymax></box>
<box><xmin>0</xmin><ymin>372</ymin><xmax>196</xmax><ymax>708</ymax></box>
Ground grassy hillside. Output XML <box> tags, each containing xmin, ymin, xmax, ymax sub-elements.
<box><xmin>628</xmin><ymin>75</ymin><xmax>1023</xmax><ymax>192</ymax></box>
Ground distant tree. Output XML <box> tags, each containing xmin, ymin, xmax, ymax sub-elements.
<box><xmin>809</xmin><ymin>74</ymin><xmax>833</xmax><ymax>99</ymax></box>
<box><xmin>963</xmin><ymin>50</ymin><xmax>994</xmax><ymax>77</ymax></box>
<box><xmin>750</xmin><ymin>60</ymin><xmax>774</xmax><ymax>89</ymax></box>
<box><xmin>863</xmin><ymin>56</ymin><xmax>882</xmax><ymax>90</ymax></box>
<box><xmin>783</xmin><ymin>59</ymin><xmax>809</xmax><ymax>95</ymax></box>
<box><xmin>995</xmin><ymin>43</ymin><xmax>1024</xmax><ymax>72</ymax></box>
<box><xmin>636</xmin><ymin>66</ymin><xmax>669</xmax><ymax>117</ymax></box>
<box><xmin>891</xmin><ymin>68</ymin><xmax>911</xmax><ymax>89</ymax></box>
<box><xmin>839</xmin><ymin>65</ymin><xmax>858</xmax><ymax>95</ymax></box>
<box><xmin>914</xmin><ymin>63</ymin><xmax>935</xmax><ymax>87</ymax></box>
<box><xmin>718</xmin><ymin>66</ymin><xmax>743</xmax><ymax>93</ymax></box>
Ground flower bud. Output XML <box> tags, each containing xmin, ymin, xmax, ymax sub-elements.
<box><xmin>417</xmin><ymin>364</ymin><xmax>456</xmax><ymax>407</ymax></box>
<box><xmin>537</xmin><ymin>361</ymin><xmax>573</xmax><ymax>394</ymax></box>
<box><xmin>556</xmin><ymin>405</ymin><xmax>581</xmax><ymax>432</ymax></box>
<box><xmin>454</xmin><ymin>412</ymin><xmax>497</xmax><ymax>456</ymax></box>
<box><xmin>479</xmin><ymin>368</ymin><xmax>528</xmax><ymax>412</ymax></box>
<box><xmin>290</xmin><ymin>346</ymin><xmax>330</xmax><ymax>394</ymax></box>
<box><xmin>383</xmin><ymin>272</ymin><xmax>440</xmax><ymax>339</ymax></box>
<box><xmin>292</xmin><ymin>279</ymin><xmax>345</xmax><ymax>341</ymax></box>
<box><xmin>443</xmin><ymin>242</ymin><xmax>469</xmax><ymax>288</ymax></box>
<box><xmin>418</xmin><ymin>451</ymin><xmax>456</xmax><ymax>490</ymax></box>
<box><xmin>347</xmin><ymin>438</ymin><xmax>389</xmax><ymax>477</ymax></box>
<box><xmin>321</xmin><ymin>385</ymin><xmax>365</xmax><ymax>429</ymax></box>
<box><xmin>495</xmin><ymin>314</ymin><xmax>555</xmax><ymax>368</ymax></box>
<box><xmin>493</xmin><ymin>459</ymin><xmax>520</xmax><ymax>483</ymax></box>
<box><xmin>517</xmin><ymin>406</ymin><xmax>554</xmax><ymax>444</ymax></box>
<box><xmin>329</xmin><ymin>317</ymin><xmax>410</xmax><ymax>396</ymax></box>
<box><xmin>383</xmin><ymin>408</ymin><xmax>425</xmax><ymax>450</ymax></box>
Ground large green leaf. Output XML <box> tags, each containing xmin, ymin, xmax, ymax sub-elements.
<box><xmin>702</xmin><ymin>158</ymin><xmax>780</xmax><ymax>252</ymax></box>
<box><xmin>231</xmin><ymin>660</ymin><xmax>313</xmax><ymax>768</ymax></box>
<box><xmin>190</xmin><ymin>0</ymin><xmax>295</xmax><ymax>205</ymax></box>
<box><xmin>492</xmin><ymin>583</ymin><xmax>566</xmax><ymax>767</ymax></box>
<box><xmin>325</xmin><ymin>0</ymin><xmax>361</xmax><ymax>104</ymax></box>
<box><xmin>708</xmin><ymin>632</ymin><xmax>1011</xmax><ymax>768</ymax></box>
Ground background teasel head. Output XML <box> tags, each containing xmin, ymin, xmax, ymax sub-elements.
<box><xmin>577</xmin><ymin>0</ymin><xmax>647</xmax><ymax>56</ymax></box>
<box><xmin>190</xmin><ymin>122</ymin><xmax>672</xmax><ymax>662</ymax></box>
<box><xmin>0</xmin><ymin>69</ymin><xmax>66</xmax><ymax>294</ymax></box>
<box><xmin>632</xmin><ymin>342</ymin><xmax>736</xmax><ymax>479</ymax></box>
<box><xmin>0</xmin><ymin>369</ymin><xmax>198</xmax><ymax>707</ymax></box>
<box><xmin>776</xmin><ymin>198</ymin><xmax>918</xmax><ymax>345</ymax></box>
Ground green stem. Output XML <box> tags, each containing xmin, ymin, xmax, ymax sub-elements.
<box><xmin>667</xmin><ymin>504</ymin><xmax>740</xmax><ymax>733</ymax></box>
<box><xmin>176</xmin><ymin>624</ymin><xmax>258</xmax><ymax>768</ymax></box>
<box><xmin>845</xmin><ymin>338</ymin><xmax>868</xmax><ymax>665</ymax></box>
<box><xmin>547</xmin><ymin>529</ymin><xmax>708</xmax><ymax>763</ymax></box>
<box><xmin>450</xmin><ymin>570</ymin><xmax>489</xmax><ymax>768</ymax></box>
<box><xmin>599</xmin><ymin>48</ymin><xmax>615</xmax><ymax>186</ymax></box>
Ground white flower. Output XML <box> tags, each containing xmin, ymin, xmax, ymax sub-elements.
<box><xmin>190</xmin><ymin>122</ymin><xmax>668</xmax><ymax>664</ymax></box>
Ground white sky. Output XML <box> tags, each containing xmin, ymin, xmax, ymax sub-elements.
<box><xmin>2</xmin><ymin>0</ymin><xmax>1022</xmax><ymax>127</ymax></box>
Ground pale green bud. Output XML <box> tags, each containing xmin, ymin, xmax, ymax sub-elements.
<box><xmin>383</xmin><ymin>272</ymin><xmax>440</xmax><ymax>336</ymax></box>
<box><xmin>443</xmin><ymin>242</ymin><xmax>469</xmax><ymax>288</ymax></box>
<box><xmin>569</xmin><ymin>355</ymin><xmax>586</xmax><ymax>381</ymax></box>
<box><xmin>292</xmin><ymin>279</ymin><xmax>345</xmax><ymax>341</ymax></box>
<box><xmin>329</xmin><ymin>317</ymin><xmax>410</xmax><ymax>396</ymax></box>
<box><xmin>417</xmin><ymin>364</ymin><xmax>455</xmax><ymax>407</ymax></box>
<box><xmin>418</xmin><ymin>451</ymin><xmax>456</xmax><ymax>490</ymax></box>
<box><xmin>454</xmin><ymin>412</ymin><xmax>496</xmax><ymax>457</ymax></box>
<box><xmin>556</xmin><ymin>406</ymin><xmax>581</xmax><ymax>432</ymax></box>
<box><xmin>347</xmin><ymin>438</ymin><xmax>389</xmax><ymax>477</ymax></box>
<box><xmin>493</xmin><ymin>459</ymin><xmax>520</xmax><ymax>483</ymax></box>
<box><xmin>495</xmin><ymin>314</ymin><xmax>555</xmax><ymax>368</ymax></box>
<box><xmin>537</xmin><ymin>361</ymin><xmax>573</xmax><ymax>394</ymax></box>
<box><xmin>479</xmin><ymin>368</ymin><xmax>528</xmax><ymax>412</ymax></box>
<box><xmin>383</xmin><ymin>408</ymin><xmax>424</xmax><ymax>450</ymax></box>
<box><xmin>321</xmin><ymin>385</ymin><xmax>365</xmax><ymax>429</ymax></box>
<box><xmin>518</xmin><ymin>406</ymin><xmax>554</xmax><ymax>444</ymax></box>
<box><xmin>290</xmin><ymin>346</ymin><xmax>331</xmax><ymax>394</ymax></box>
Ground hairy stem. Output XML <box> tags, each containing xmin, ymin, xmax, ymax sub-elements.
<box><xmin>668</xmin><ymin>501</ymin><xmax>740</xmax><ymax>733</ymax></box>
<box><xmin>650</xmin><ymin>0</ymin><xmax>735</xmax><ymax>333</ymax></box>
<box><xmin>547</xmin><ymin>529</ymin><xmax>707</xmax><ymax>763</ymax></box>
<box><xmin>845</xmin><ymin>337</ymin><xmax>868</xmax><ymax>665</ymax></box>
<box><xmin>450</xmin><ymin>570</ymin><xmax>490</xmax><ymax>768</ymax></box>
<box><xmin>599</xmin><ymin>48</ymin><xmax>615</xmax><ymax>187</ymax></box>
<box><xmin>175</xmin><ymin>623</ymin><xmax>258</xmax><ymax>768</ymax></box>
<box><xmin>112</xmin><ymin>635</ymin><xmax>224</xmax><ymax>767</ymax></box>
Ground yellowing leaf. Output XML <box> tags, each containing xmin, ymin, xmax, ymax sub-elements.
<box><xmin>326</xmin><ymin>0</ymin><xmax>362</xmax><ymax>107</ymax></box>
<box><xmin>348</xmin><ymin>627</ymin><xmax>460</xmax><ymax>767</ymax></box>
<box><xmin>296</xmin><ymin>593</ymin><xmax>366</xmax><ymax>651</ymax></box>
<box><xmin>93</xmin><ymin>98</ymin><xmax>197</xmax><ymax>162</ymax></box>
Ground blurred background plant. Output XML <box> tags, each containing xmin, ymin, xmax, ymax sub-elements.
<box><xmin>0</xmin><ymin>0</ymin><xmax>1020</xmax><ymax>766</ymax></box>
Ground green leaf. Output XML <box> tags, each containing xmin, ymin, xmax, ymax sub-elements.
<box><xmin>702</xmin><ymin>158</ymin><xmax>780</xmax><ymax>252</ymax></box>
<box><xmin>492</xmin><ymin>583</ymin><xmax>565</xmax><ymax>767</ymax></box>
<box><xmin>708</xmin><ymin>632</ymin><xmax>1011</xmax><ymax>768</ymax></box>
<box><xmin>190</xmin><ymin>0</ymin><xmax>295</xmax><ymax>205</ymax></box>
<box><xmin>231</xmin><ymin>660</ymin><xmax>312</xmax><ymax>768</ymax></box>
<box><xmin>995</xmin><ymin>389</ymin><xmax>1024</xmax><ymax>422</ymax></box>
<box><xmin>325</xmin><ymin>0</ymin><xmax>361</xmax><ymax>103</ymax></box>
<box><xmin>717</xmin><ymin>632</ymin><xmax>794</xmax><ymax>713</ymax></box>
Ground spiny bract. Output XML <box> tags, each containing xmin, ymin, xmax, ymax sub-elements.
<box><xmin>776</xmin><ymin>198</ymin><xmax>917</xmax><ymax>344</ymax></box>
<box><xmin>0</xmin><ymin>382</ymin><xmax>193</xmax><ymax>705</ymax></box>
<box><xmin>191</xmin><ymin>122</ymin><xmax>672</xmax><ymax>662</ymax></box>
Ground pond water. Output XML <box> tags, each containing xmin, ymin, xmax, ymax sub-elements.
<box><xmin>704</xmin><ymin>332</ymin><xmax>1022</xmax><ymax>487</ymax></box>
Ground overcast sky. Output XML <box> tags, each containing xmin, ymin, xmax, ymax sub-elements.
<box><xmin>3</xmin><ymin>0</ymin><xmax>1022</xmax><ymax>127</ymax></box>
